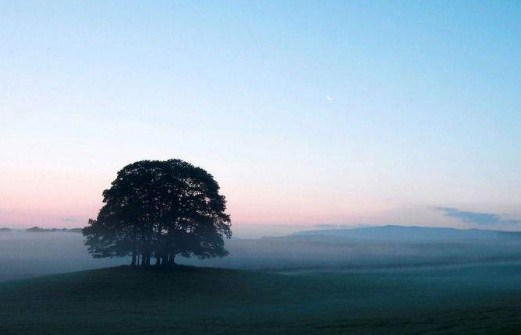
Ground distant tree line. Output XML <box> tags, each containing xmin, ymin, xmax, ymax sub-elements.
<box><xmin>83</xmin><ymin>159</ymin><xmax>232</xmax><ymax>267</ymax></box>
<box><xmin>25</xmin><ymin>227</ymin><xmax>82</xmax><ymax>233</ymax></box>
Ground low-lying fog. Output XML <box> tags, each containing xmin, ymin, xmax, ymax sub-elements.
<box><xmin>2</xmin><ymin>225</ymin><xmax>521</xmax><ymax>282</ymax></box>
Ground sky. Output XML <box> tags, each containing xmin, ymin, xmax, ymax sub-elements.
<box><xmin>1</xmin><ymin>1</ymin><xmax>520</xmax><ymax>236</ymax></box>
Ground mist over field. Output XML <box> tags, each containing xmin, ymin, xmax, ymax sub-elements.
<box><xmin>0</xmin><ymin>232</ymin><xmax>123</xmax><ymax>282</ymax></box>
<box><xmin>3</xmin><ymin>226</ymin><xmax>521</xmax><ymax>282</ymax></box>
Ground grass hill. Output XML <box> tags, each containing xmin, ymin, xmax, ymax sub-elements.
<box><xmin>1</xmin><ymin>264</ymin><xmax>521</xmax><ymax>334</ymax></box>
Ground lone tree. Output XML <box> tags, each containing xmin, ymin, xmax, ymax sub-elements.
<box><xmin>83</xmin><ymin>159</ymin><xmax>232</xmax><ymax>267</ymax></box>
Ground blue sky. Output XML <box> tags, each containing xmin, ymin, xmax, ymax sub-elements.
<box><xmin>1</xmin><ymin>1</ymin><xmax>520</xmax><ymax>235</ymax></box>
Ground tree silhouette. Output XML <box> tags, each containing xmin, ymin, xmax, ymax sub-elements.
<box><xmin>83</xmin><ymin>159</ymin><xmax>231</xmax><ymax>267</ymax></box>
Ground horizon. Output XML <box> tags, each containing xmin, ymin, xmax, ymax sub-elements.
<box><xmin>2</xmin><ymin>223</ymin><xmax>520</xmax><ymax>240</ymax></box>
<box><xmin>2</xmin><ymin>1</ymin><xmax>521</xmax><ymax>233</ymax></box>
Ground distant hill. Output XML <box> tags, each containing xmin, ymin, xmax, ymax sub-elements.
<box><xmin>292</xmin><ymin>225</ymin><xmax>505</xmax><ymax>242</ymax></box>
<box><xmin>0</xmin><ymin>228</ymin><xmax>12</xmax><ymax>232</ymax></box>
<box><xmin>25</xmin><ymin>227</ymin><xmax>82</xmax><ymax>233</ymax></box>
<box><xmin>183</xmin><ymin>225</ymin><xmax>521</xmax><ymax>271</ymax></box>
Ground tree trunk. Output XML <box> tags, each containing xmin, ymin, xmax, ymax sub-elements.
<box><xmin>141</xmin><ymin>252</ymin><xmax>151</xmax><ymax>267</ymax></box>
<box><xmin>131</xmin><ymin>251</ymin><xmax>136</xmax><ymax>267</ymax></box>
<box><xmin>167</xmin><ymin>254</ymin><xmax>176</xmax><ymax>267</ymax></box>
<box><xmin>155</xmin><ymin>255</ymin><xmax>161</xmax><ymax>266</ymax></box>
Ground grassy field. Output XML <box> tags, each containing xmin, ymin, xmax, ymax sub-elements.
<box><xmin>1</xmin><ymin>264</ymin><xmax>521</xmax><ymax>334</ymax></box>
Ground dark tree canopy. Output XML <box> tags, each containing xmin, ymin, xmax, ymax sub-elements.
<box><xmin>83</xmin><ymin>159</ymin><xmax>232</xmax><ymax>267</ymax></box>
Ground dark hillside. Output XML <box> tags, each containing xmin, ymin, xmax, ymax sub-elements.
<box><xmin>1</xmin><ymin>264</ymin><xmax>521</xmax><ymax>334</ymax></box>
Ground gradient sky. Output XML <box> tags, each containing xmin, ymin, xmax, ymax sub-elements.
<box><xmin>1</xmin><ymin>1</ymin><xmax>520</xmax><ymax>235</ymax></box>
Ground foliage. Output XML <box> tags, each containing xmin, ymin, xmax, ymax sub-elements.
<box><xmin>83</xmin><ymin>159</ymin><xmax>231</xmax><ymax>266</ymax></box>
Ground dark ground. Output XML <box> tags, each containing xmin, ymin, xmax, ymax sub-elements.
<box><xmin>1</xmin><ymin>263</ymin><xmax>521</xmax><ymax>334</ymax></box>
